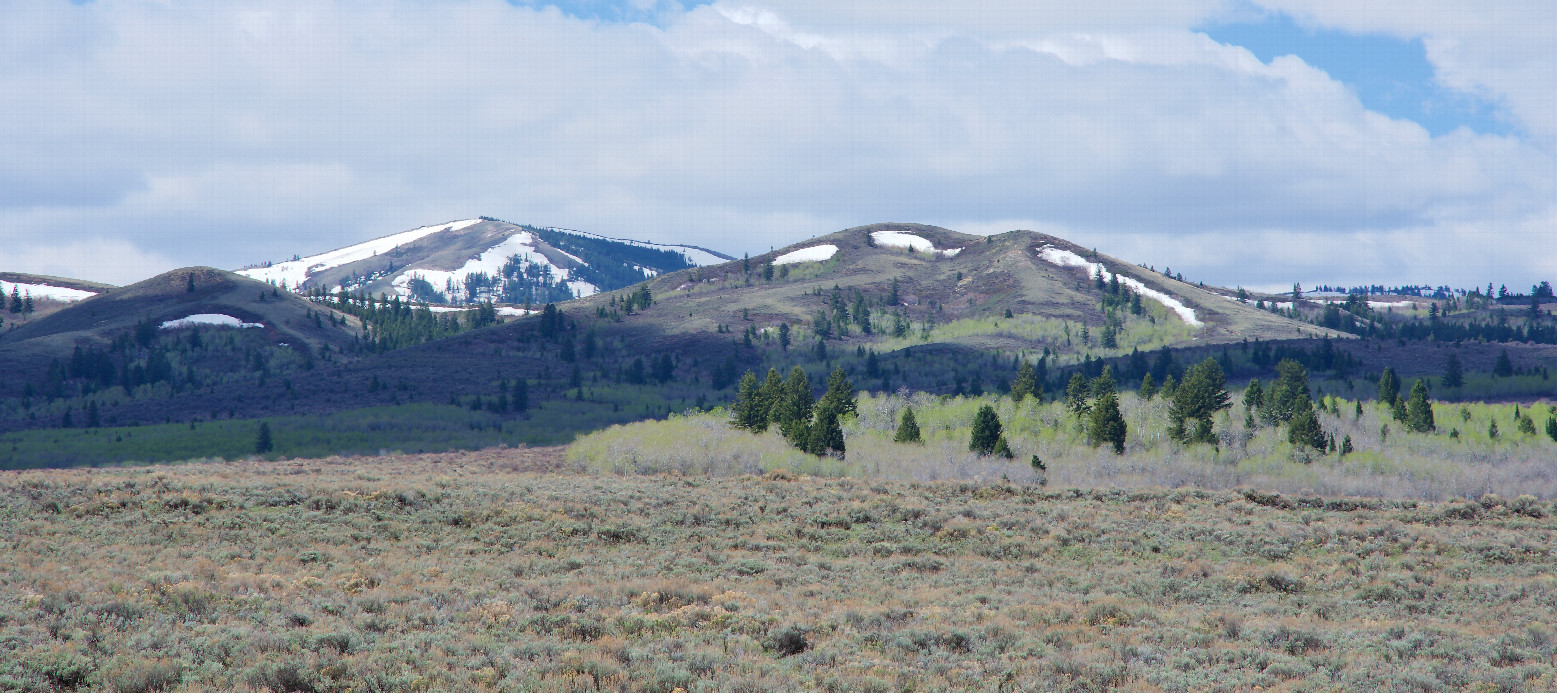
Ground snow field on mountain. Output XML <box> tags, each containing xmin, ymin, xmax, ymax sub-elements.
<box><xmin>160</xmin><ymin>314</ymin><xmax>263</xmax><ymax>330</ymax></box>
<box><xmin>1037</xmin><ymin>246</ymin><xmax>1201</xmax><ymax>327</ymax></box>
<box><xmin>0</xmin><ymin>281</ymin><xmax>97</xmax><ymax>303</ymax></box>
<box><xmin>237</xmin><ymin>219</ymin><xmax>481</xmax><ymax>288</ymax></box>
<box><xmin>870</xmin><ymin>231</ymin><xmax>963</xmax><ymax>257</ymax></box>
<box><xmin>773</xmin><ymin>244</ymin><xmax>838</xmax><ymax>265</ymax></box>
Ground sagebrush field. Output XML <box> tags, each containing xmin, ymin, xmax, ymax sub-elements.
<box><xmin>3</xmin><ymin>450</ymin><xmax>1554</xmax><ymax>692</ymax></box>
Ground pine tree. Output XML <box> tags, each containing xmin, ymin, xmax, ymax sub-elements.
<box><xmin>758</xmin><ymin>368</ymin><xmax>785</xmax><ymax>425</ymax></box>
<box><xmin>1493</xmin><ymin>349</ymin><xmax>1513</xmax><ymax>378</ymax></box>
<box><xmin>778</xmin><ymin>323</ymin><xmax>790</xmax><ymax>352</ymax></box>
<box><xmin>894</xmin><ymin>407</ymin><xmax>922</xmax><ymax>444</ymax></box>
<box><xmin>7</xmin><ymin>285</ymin><xmax>20</xmax><ymax>313</ymax></box>
<box><xmin>1488</xmin><ymin>419</ymin><xmax>1499</xmax><ymax>439</ymax></box>
<box><xmin>1545</xmin><ymin>417</ymin><xmax>1557</xmax><ymax>442</ymax></box>
<box><xmin>733</xmin><ymin>371</ymin><xmax>766</xmax><ymax>431</ymax></box>
<box><xmin>969</xmin><ymin>405</ymin><xmax>1003</xmax><ymax>455</ymax></box>
<box><xmin>1340</xmin><ymin>435</ymin><xmax>1353</xmax><ymax>456</ymax></box>
<box><xmin>818</xmin><ymin>366</ymin><xmax>856</xmax><ymax>418</ymax></box>
<box><xmin>1010</xmin><ymin>361</ymin><xmax>1037</xmax><ymax>403</ymax></box>
<box><xmin>1242</xmin><ymin>379</ymin><xmax>1263</xmax><ymax>410</ymax></box>
<box><xmin>1442</xmin><ymin>353</ymin><xmax>1464</xmax><ymax>388</ymax></box>
<box><xmin>512</xmin><ymin>379</ymin><xmax>529</xmax><ymax>413</ymax></box>
<box><xmin>1088</xmin><ymin>391</ymin><xmax>1127</xmax><ymax>453</ymax></box>
<box><xmin>1391</xmin><ymin>394</ymin><xmax>1408</xmax><ymax>423</ymax></box>
<box><xmin>806</xmin><ymin>401</ymin><xmax>846</xmax><ymax>457</ymax></box>
<box><xmin>1287</xmin><ymin>398</ymin><xmax>1326</xmax><ymax>452</ymax></box>
<box><xmin>255</xmin><ymin>422</ymin><xmax>273</xmax><ymax>454</ymax></box>
<box><xmin>1065</xmin><ymin>373</ymin><xmax>1089</xmax><ymax>417</ymax></box>
<box><xmin>776</xmin><ymin>367</ymin><xmax>814</xmax><ymax>445</ymax></box>
<box><xmin>1405</xmin><ymin>379</ymin><xmax>1435</xmax><ymax>433</ymax></box>
<box><xmin>1138</xmin><ymin>372</ymin><xmax>1157</xmax><ymax>400</ymax></box>
<box><xmin>1169</xmin><ymin>358</ymin><xmax>1230</xmax><ymax>443</ymax></box>
<box><xmin>1377</xmin><ymin>367</ymin><xmax>1399</xmax><ymax>407</ymax></box>
<box><xmin>991</xmin><ymin>435</ymin><xmax>1014</xmax><ymax>459</ymax></box>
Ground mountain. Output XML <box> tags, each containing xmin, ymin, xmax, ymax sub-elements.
<box><xmin>0</xmin><ymin>272</ymin><xmax>116</xmax><ymax>325</ymax></box>
<box><xmin>234</xmin><ymin>217</ymin><xmax>732</xmax><ymax>304</ymax></box>
<box><xmin>3</xmin><ymin>222</ymin><xmax>1552</xmax><ymax>465</ymax></box>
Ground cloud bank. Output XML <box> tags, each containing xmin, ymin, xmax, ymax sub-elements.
<box><xmin>0</xmin><ymin>0</ymin><xmax>1552</xmax><ymax>290</ymax></box>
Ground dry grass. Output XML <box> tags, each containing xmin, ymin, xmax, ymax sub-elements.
<box><xmin>2</xmin><ymin>450</ymin><xmax>1554</xmax><ymax>691</ymax></box>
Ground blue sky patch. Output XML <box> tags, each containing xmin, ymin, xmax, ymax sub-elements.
<box><xmin>1201</xmin><ymin>13</ymin><xmax>1511</xmax><ymax>137</ymax></box>
<box><xmin>509</xmin><ymin>0</ymin><xmax>713</xmax><ymax>26</ymax></box>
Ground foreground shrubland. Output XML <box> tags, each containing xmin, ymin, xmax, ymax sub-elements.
<box><xmin>3</xmin><ymin>451</ymin><xmax>1554</xmax><ymax>691</ymax></box>
<box><xmin>572</xmin><ymin>391</ymin><xmax>1557</xmax><ymax>500</ymax></box>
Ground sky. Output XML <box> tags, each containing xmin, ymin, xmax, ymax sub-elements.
<box><xmin>1</xmin><ymin>0</ymin><xmax>1554</xmax><ymax>292</ymax></box>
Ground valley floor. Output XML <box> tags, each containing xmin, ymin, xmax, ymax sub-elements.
<box><xmin>2</xmin><ymin>450</ymin><xmax>1554</xmax><ymax>692</ymax></box>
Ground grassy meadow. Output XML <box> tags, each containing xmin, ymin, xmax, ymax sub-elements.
<box><xmin>2</xmin><ymin>451</ymin><xmax>1555</xmax><ymax>692</ymax></box>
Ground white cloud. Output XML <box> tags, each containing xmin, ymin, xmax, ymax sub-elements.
<box><xmin>0</xmin><ymin>0</ymin><xmax>1550</xmax><ymax>290</ymax></box>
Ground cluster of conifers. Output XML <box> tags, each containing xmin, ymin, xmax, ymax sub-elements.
<box><xmin>731</xmin><ymin>366</ymin><xmax>856</xmax><ymax>457</ymax></box>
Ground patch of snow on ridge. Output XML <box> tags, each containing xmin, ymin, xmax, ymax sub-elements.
<box><xmin>870</xmin><ymin>231</ymin><xmax>964</xmax><ymax>257</ymax></box>
<box><xmin>0</xmin><ymin>281</ymin><xmax>96</xmax><ymax>302</ymax></box>
<box><xmin>161</xmin><ymin>314</ymin><xmax>263</xmax><ymax>330</ymax></box>
<box><xmin>1036</xmin><ymin>245</ymin><xmax>1201</xmax><ymax>327</ymax></box>
<box><xmin>388</xmin><ymin>232</ymin><xmax>601</xmax><ymax>302</ymax></box>
<box><xmin>238</xmin><ymin>219</ymin><xmax>481</xmax><ymax>289</ymax></box>
<box><xmin>773</xmin><ymin>244</ymin><xmax>838</xmax><ymax>265</ymax></box>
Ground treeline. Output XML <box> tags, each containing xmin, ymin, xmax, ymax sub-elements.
<box><xmin>305</xmin><ymin>287</ymin><xmax>491</xmax><ymax>353</ymax></box>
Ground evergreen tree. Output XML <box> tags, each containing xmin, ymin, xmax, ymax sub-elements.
<box><xmin>1263</xmin><ymin>360</ymin><xmax>1311</xmax><ymax>424</ymax></box>
<box><xmin>1391</xmin><ymin>394</ymin><xmax>1408</xmax><ymax>423</ymax></box>
<box><xmin>1354</xmin><ymin>400</ymin><xmax>1363</xmax><ymax>420</ymax></box>
<box><xmin>1493</xmin><ymin>349</ymin><xmax>1513</xmax><ymax>377</ymax></box>
<box><xmin>1545</xmin><ymin>417</ymin><xmax>1557</xmax><ymax>442</ymax></box>
<box><xmin>1065</xmin><ymin>373</ymin><xmax>1090</xmax><ymax>417</ymax></box>
<box><xmin>805</xmin><ymin>401</ymin><xmax>846</xmax><ymax>457</ymax></box>
<box><xmin>7</xmin><ymin>285</ymin><xmax>19</xmax><ymax>313</ymax></box>
<box><xmin>733</xmin><ymin>371</ymin><xmax>766</xmax><ymax>431</ymax></box>
<box><xmin>1159</xmin><ymin>374</ymin><xmax>1177</xmax><ymax>399</ymax></box>
<box><xmin>778</xmin><ymin>323</ymin><xmax>790</xmax><ymax>352</ymax></box>
<box><xmin>1340</xmin><ymin>435</ymin><xmax>1353</xmax><ymax>456</ymax></box>
<box><xmin>1488</xmin><ymin>419</ymin><xmax>1499</xmax><ymax>439</ymax></box>
<box><xmin>818</xmin><ymin>366</ymin><xmax>857</xmax><ymax>418</ymax></box>
<box><xmin>969</xmin><ymin>405</ymin><xmax>1003</xmax><ymax>455</ymax></box>
<box><xmin>1287</xmin><ymin>398</ymin><xmax>1326</xmax><ymax>452</ymax></box>
<box><xmin>894</xmin><ymin>407</ymin><xmax>922</xmax><ymax>444</ymax></box>
<box><xmin>1242</xmin><ymin>378</ymin><xmax>1263</xmax><ymax>410</ymax></box>
<box><xmin>1405</xmin><ymin>379</ymin><xmax>1435</xmax><ymax>432</ymax></box>
<box><xmin>1169</xmin><ymin>358</ymin><xmax>1230</xmax><ymax>443</ymax></box>
<box><xmin>1088</xmin><ymin>391</ymin><xmax>1128</xmax><ymax>453</ymax></box>
<box><xmin>775</xmin><ymin>367</ymin><xmax>814</xmax><ymax>444</ymax></box>
<box><xmin>512</xmin><ymin>379</ymin><xmax>529</xmax><ymax>413</ymax></box>
<box><xmin>1442</xmin><ymin>353</ymin><xmax>1464</xmax><ymax>388</ymax></box>
<box><xmin>1090</xmin><ymin>366</ymin><xmax>1117</xmax><ymax>399</ymax></box>
<box><xmin>1010</xmin><ymin>361</ymin><xmax>1037</xmax><ymax>403</ymax></box>
<box><xmin>758</xmin><ymin>368</ymin><xmax>785</xmax><ymax>425</ymax></box>
<box><xmin>1138</xmin><ymin>372</ymin><xmax>1157</xmax><ymax>400</ymax></box>
<box><xmin>255</xmin><ymin>422</ymin><xmax>273</xmax><ymax>454</ymax></box>
<box><xmin>991</xmin><ymin>435</ymin><xmax>1015</xmax><ymax>459</ymax></box>
<box><xmin>1377</xmin><ymin>367</ymin><xmax>1398</xmax><ymax>406</ymax></box>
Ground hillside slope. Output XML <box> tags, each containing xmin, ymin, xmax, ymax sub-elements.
<box><xmin>236</xmin><ymin>218</ymin><xmax>732</xmax><ymax>303</ymax></box>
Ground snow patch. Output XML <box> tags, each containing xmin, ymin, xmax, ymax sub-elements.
<box><xmin>237</xmin><ymin>219</ymin><xmax>481</xmax><ymax>288</ymax></box>
<box><xmin>773</xmin><ymin>244</ymin><xmax>838</xmax><ymax>265</ymax></box>
<box><xmin>389</xmin><ymin>232</ymin><xmax>601</xmax><ymax>303</ymax></box>
<box><xmin>0</xmin><ymin>281</ymin><xmax>97</xmax><ymax>303</ymax></box>
<box><xmin>497</xmin><ymin>306</ymin><xmax>537</xmax><ymax>317</ymax></box>
<box><xmin>1036</xmin><ymin>245</ymin><xmax>1201</xmax><ymax>327</ymax></box>
<box><xmin>870</xmin><ymin>231</ymin><xmax>963</xmax><ymax>257</ymax></box>
<box><xmin>160</xmin><ymin>314</ymin><xmax>263</xmax><ymax>330</ymax></box>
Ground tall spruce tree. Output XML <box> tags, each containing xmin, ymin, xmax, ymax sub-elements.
<box><xmin>255</xmin><ymin>422</ymin><xmax>274</xmax><ymax>454</ymax></box>
<box><xmin>775</xmin><ymin>367</ymin><xmax>814</xmax><ymax>445</ymax></box>
<box><xmin>1088</xmin><ymin>391</ymin><xmax>1128</xmax><ymax>453</ymax></box>
<box><xmin>969</xmin><ymin>405</ymin><xmax>1003</xmax><ymax>455</ymax></box>
<box><xmin>733</xmin><ymin>371</ymin><xmax>766</xmax><ymax>431</ymax></box>
<box><xmin>1493</xmin><ymin>349</ymin><xmax>1514</xmax><ymax>377</ymax></box>
<box><xmin>1377</xmin><ymin>367</ymin><xmax>1399</xmax><ymax>406</ymax></box>
<box><xmin>894</xmin><ymin>407</ymin><xmax>922</xmax><ymax>444</ymax></box>
<box><xmin>1169</xmin><ymin>358</ymin><xmax>1230</xmax><ymax>444</ymax></box>
<box><xmin>1287</xmin><ymin>398</ymin><xmax>1327</xmax><ymax>452</ymax></box>
<box><xmin>1010</xmin><ymin>361</ymin><xmax>1038</xmax><ymax>403</ymax></box>
<box><xmin>1405</xmin><ymin>379</ymin><xmax>1435</xmax><ymax>432</ymax></box>
<box><xmin>1442</xmin><ymin>353</ymin><xmax>1464</xmax><ymax>388</ymax></box>
<box><xmin>1065</xmin><ymin>373</ymin><xmax>1090</xmax><ymax>416</ymax></box>
<box><xmin>1264</xmin><ymin>360</ymin><xmax>1311</xmax><ymax>424</ymax></box>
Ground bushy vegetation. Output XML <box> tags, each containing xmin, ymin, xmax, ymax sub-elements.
<box><xmin>2</xmin><ymin>455</ymin><xmax>1552</xmax><ymax>691</ymax></box>
<box><xmin>574</xmin><ymin>382</ymin><xmax>1557</xmax><ymax>500</ymax></box>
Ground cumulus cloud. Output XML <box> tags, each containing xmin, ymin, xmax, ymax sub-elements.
<box><xmin>0</xmin><ymin>0</ymin><xmax>1550</xmax><ymax>290</ymax></box>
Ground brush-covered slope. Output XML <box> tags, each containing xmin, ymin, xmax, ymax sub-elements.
<box><xmin>0</xmin><ymin>267</ymin><xmax>360</xmax><ymax>360</ymax></box>
<box><xmin>236</xmin><ymin>218</ymin><xmax>732</xmax><ymax>303</ymax></box>
<box><xmin>594</xmin><ymin>223</ymin><xmax>1343</xmax><ymax>350</ymax></box>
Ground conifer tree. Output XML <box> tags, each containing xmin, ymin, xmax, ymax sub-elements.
<box><xmin>512</xmin><ymin>379</ymin><xmax>529</xmax><ymax>413</ymax></box>
<box><xmin>1169</xmin><ymin>358</ymin><xmax>1230</xmax><ymax>444</ymax></box>
<box><xmin>255</xmin><ymin>422</ymin><xmax>273</xmax><ymax>454</ymax></box>
<box><xmin>1065</xmin><ymin>373</ymin><xmax>1089</xmax><ymax>417</ymax></box>
<box><xmin>1340</xmin><ymin>435</ymin><xmax>1353</xmax><ymax>456</ymax></box>
<box><xmin>1377</xmin><ymin>367</ymin><xmax>1399</xmax><ymax>406</ymax></box>
<box><xmin>758</xmin><ymin>368</ymin><xmax>785</xmax><ymax>424</ymax></box>
<box><xmin>1010</xmin><ymin>361</ymin><xmax>1037</xmax><ymax>403</ymax></box>
<box><xmin>775</xmin><ymin>367</ymin><xmax>814</xmax><ymax>445</ymax></box>
<box><xmin>1138</xmin><ymin>372</ymin><xmax>1157</xmax><ymax>400</ymax></box>
<box><xmin>1442</xmin><ymin>353</ymin><xmax>1464</xmax><ymax>388</ymax></box>
<box><xmin>1287</xmin><ymin>398</ymin><xmax>1326</xmax><ymax>452</ymax></box>
<box><xmin>733</xmin><ymin>371</ymin><xmax>766</xmax><ymax>431</ymax></box>
<box><xmin>1405</xmin><ymin>379</ymin><xmax>1435</xmax><ymax>432</ymax></box>
<box><xmin>894</xmin><ymin>407</ymin><xmax>922</xmax><ymax>444</ymax></box>
<box><xmin>1488</xmin><ymin>419</ymin><xmax>1499</xmax><ymax>439</ymax></box>
<box><xmin>1242</xmin><ymin>378</ymin><xmax>1263</xmax><ymax>410</ymax></box>
<box><xmin>818</xmin><ymin>366</ymin><xmax>856</xmax><ymax>418</ymax></box>
<box><xmin>1545</xmin><ymin>417</ymin><xmax>1557</xmax><ymax>442</ymax></box>
<box><xmin>805</xmin><ymin>401</ymin><xmax>846</xmax><ymax>457</ymax></box>
<box><xmin>991</xmin><ymin>435</ymin><xmax>1015</xmax><ymax>459</ymax></box>
<box><xmin>7</xmin><ymin>285</ymin><xmax>19</xmax><ymax>313</ymax></box>
<box><xmin>1088</xmin><ymin>391</ymin><xmax>1127</xmax><ymax>453</ymax></box>
<box><xmin>778</xmin><ymin>323</ymin><xmax>790</xmax><ymax>352</ymax></box>
<box><xmin>1493</xmin><ymin>349</ymin><xmax>1513</xmax><ymax>377</ymax></box>
<box><xmin>969</xmin><ymin>405</ymin><xmax>1003</xmax><ymax>455</ymax></box>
